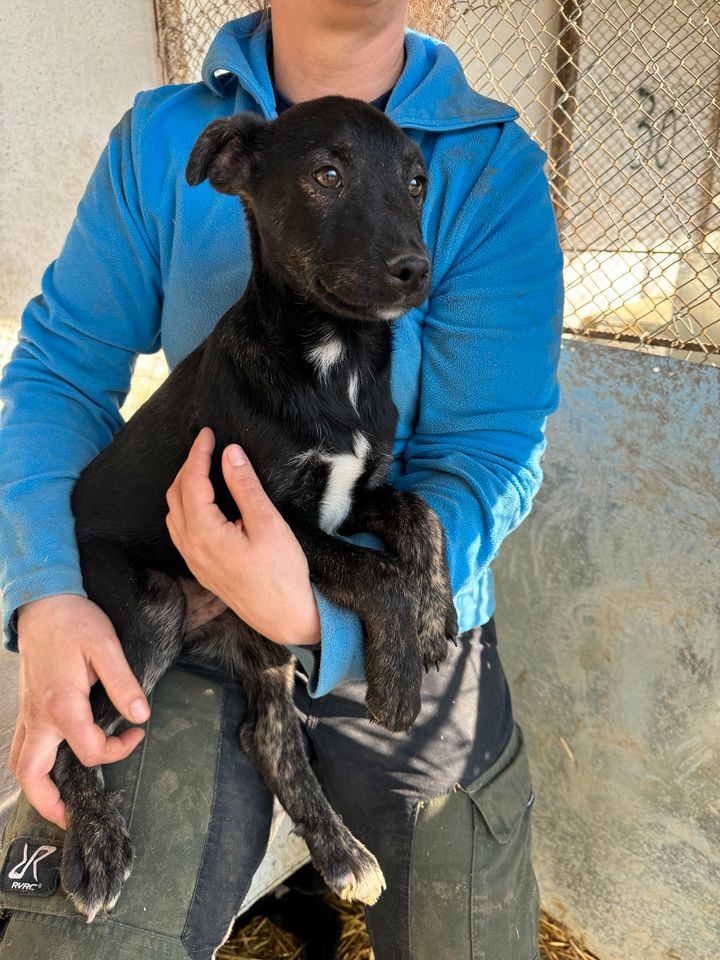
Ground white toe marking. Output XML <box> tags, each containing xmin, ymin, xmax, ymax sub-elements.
<box><xmin>319</xmin><ymin>432</ymin><xmax>370</xmax><ymax>534</ymax></box>
<box><xmin>338</xmin><ymin>849</ymin><xmax>386</xmax><ymax>905</ymax></box>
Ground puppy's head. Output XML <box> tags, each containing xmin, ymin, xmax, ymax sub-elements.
<box><xmin>186</xmin><ymin>96</ymin><xmax>431</xmax><ymax>322</ymax></box>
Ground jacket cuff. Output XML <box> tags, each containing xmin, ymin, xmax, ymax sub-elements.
<box><xmin>2</xmin><ymin>566</ymin><xmax>87</xmax><ymax>652</ymax></box>
<box><xmin>292</xmin><ymin>531</ymin><xmax>385</xmax><ymax>696</ymax></box>
<box><xmin>291</xmin><ymin>586</ymin><xmax>366</xmax><ymax>697</ymax></box>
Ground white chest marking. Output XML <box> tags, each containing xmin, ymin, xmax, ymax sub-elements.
<box><xmin>307</xmin><ymin>335</ymin><xmax>346</xmax><ymax>381</ymax></box>
<box><xmin>348</xmin><ymin>371</ymin><xmax>359</xmax><ymax>412</ymax></box>
<box><xmin>319</xmin><ymin>432</ymin><xmax>370</xmax><ymax>534</ymax></box>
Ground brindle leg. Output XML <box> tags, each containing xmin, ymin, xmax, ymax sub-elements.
<box><xmin>340</xmin><ymin>486</ymin><xmax>459</xmax><ymax>670</ymax></box>
<box><xmin>53</xmin><ymin>538</ymin><xmax>187</xmax><ymax>921</ymax></box>
<box><xmin>294</xmin><ymin>524</ymin><xmax>424</xmax><ymax>733</ymax></box>
<box><xmin>227</xmin><ymin>629</ymin><xmax>385</xmax><ymax>904</ymax></box>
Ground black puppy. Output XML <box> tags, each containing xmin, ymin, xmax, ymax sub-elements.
<box><xmin>58</xmin><ymin>97</ymin><xmax>457</xmax><ymax>922</ymax></box>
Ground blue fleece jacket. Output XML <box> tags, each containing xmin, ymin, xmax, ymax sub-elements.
<box><xmin>0</xmin><ymin>12</ymin><xmax>563</xmax><ymax>696</ymax></box>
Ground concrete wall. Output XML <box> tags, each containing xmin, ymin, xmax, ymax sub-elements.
<box><xmin>496</xmin><ymin>341</ymin><xmax>720</xmax><ymax>960</ymax></box>
<box><xmin>0</xmin><ymin>0</ymin><xmax>161</xmax><ymax>818</ymax></box>
<box><xmin>0</xmin><ymin>0</ymin><xmax>162</xmax><ymax>319</ymax></box>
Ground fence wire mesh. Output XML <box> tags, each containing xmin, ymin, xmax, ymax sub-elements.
<box><xmin>155</xmin><ymin>0</ymin><xmax>720</xmax><ymax>363</ymax></box>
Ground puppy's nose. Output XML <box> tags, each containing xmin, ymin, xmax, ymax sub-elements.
<box><xmin>386</xmin><ymin>253</ymin><xmax>430</xmax><ymax>292</ymax></box>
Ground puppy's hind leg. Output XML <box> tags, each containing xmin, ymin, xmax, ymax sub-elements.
<box><xmin>239</xmin><ymin>647</ymin><xmax>385</xmax><ymax>905</ymax></box>
<box><xmin>54</xmin><ymin>539</ymin><xmax>187</xmax><ymax>921</ymax></box>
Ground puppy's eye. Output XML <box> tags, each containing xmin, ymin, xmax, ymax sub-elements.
<box><xmin>408</xmin><ymin>176</ymin><xmax>425</xmax><ymax>198</ymax></box>
<box><xmin>313</xmin><ymin>166</ymin><xmax>342</xmax><ymax>189</ymax></box>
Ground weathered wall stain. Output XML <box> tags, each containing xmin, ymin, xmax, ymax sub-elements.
<box><xmin>496</xmin><ymin>341</ymin><xmax>720</xmax><ymax>960</ymax></box>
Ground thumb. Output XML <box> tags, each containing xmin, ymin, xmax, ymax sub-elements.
<box><xmin>222</xmin><ymin>445</ymin><xmax>276</xmax><ymax>537</ymax></box>
<box><xmin>92</xmin><ymin>638</ymin><xmax>151</xmax><ymax>725</ymax></box>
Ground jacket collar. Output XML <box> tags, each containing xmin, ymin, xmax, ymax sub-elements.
<box><xmin>201</xmin><ymin>11</ymin><xmax>518</xmax><ymax>131</ymax></box>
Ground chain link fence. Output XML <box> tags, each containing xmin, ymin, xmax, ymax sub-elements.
<box><xmin>449</xmin><ymin>0</ymin><xmax>720</xmax><ymax>363</ymax></box>
<box><xmin>155</xmin><ymin>0</ymin><xmax>720</xmax><ymax>365</ymax></box>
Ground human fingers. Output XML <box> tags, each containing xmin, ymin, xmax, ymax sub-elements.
<box><xmin>165</xmin><ymin>428</ymin><xmax>215</xmax><ymax>522</ymax></box>
<box><xmin>7</xmin><ymin>718</ymin><xmax>26</xmax><ymax>776</ymax></box>
<box><xmin>90</xmin><ymin>637</ymin><xmax>150</xmax><ymax>726</ymax></box>
<box><xmin>38</xmin><ymin>687</ymin><xmax>144</xmax><ymax>767</ymax></box>
<box><xmin>56</xmin><ymin>689</ymin><xmax>145</xmax><ymax>768</ymax></box>
<box><xmin>14</xmin><ymin>731</ymin><xmax>67</xmax><ymax>829</ymax></box>
<box><xmin>221</xmin><ymin>444</ymin><xmax>280</xmax><ymax>538</ymax></box>
<box><xmin>13</xmin><ymin>596</ymin><xmax>147</xmax><ymax>825</ymax></box>
<box><xmin>168</xmin><ymin>428</ymin><xmax>227</xmax><ymax>537</ymax></box>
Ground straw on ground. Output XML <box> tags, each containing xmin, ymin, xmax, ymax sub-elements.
<box><xmin>218</xmin><ymin>900</ymin><xmax>600</xmax><ymax>960</ymax></box>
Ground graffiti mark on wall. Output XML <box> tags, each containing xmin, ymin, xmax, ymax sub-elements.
<box><xmin>629</xmin><ymin>85</ymin><xmax>680</xmax><ymax>172</ymax></box>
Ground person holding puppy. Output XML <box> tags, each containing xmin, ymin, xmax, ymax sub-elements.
<box><xmin>0</xmin><ymin>2</ymin><xmax>562</xmax><ymax>958</ymax></box>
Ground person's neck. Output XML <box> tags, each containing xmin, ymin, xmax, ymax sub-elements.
<box><xmin>270</xmin><ymin>1</ymin><xmax>407</xmax><ymax>103</ymax></box>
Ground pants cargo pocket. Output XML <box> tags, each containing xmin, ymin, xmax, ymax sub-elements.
<box><xmin>410</xmin><ymin>724</ymin><xmax>540</xmax><ymax>960</ymax></box>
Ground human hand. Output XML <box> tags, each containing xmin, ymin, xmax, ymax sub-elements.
<box><xmin>10</xmin><ymin>594</ymin><xmax>150</xmax><ymax>829</ymax></box>
<box><xmin>165</xmin><ymin>427</ymin><xmax>321</xmax><ymax>647</ymax></box>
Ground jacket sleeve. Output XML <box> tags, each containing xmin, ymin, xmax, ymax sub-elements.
<box><xmin>299</xmin><ymin>130</ymin><xmax>563</xmax><ymax>696</ymax></box>
<box><xmin>391</xmin><ymin>132</ymin><xmax>564</xmax><ymax>606</ymax></box>
<box><xmin>0</xmin><ymin>106</ymin><xmax>162</xmax><ymax>650</ymax></box>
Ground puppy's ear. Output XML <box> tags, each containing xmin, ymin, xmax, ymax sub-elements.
<box><xmin>185</xmin><ymin>114</ymin><xmax>269</xmax><ymax>195</ymax></box>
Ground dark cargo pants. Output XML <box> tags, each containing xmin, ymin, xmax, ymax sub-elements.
<box><xmin>0</xmin><ymin>619</ymin><xmax>539</xmax><ymax>959</ymax></box>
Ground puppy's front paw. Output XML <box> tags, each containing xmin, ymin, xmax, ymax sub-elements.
<box><xmin>362</xmin><ymin>600</ymin><xmax>424</xmax><ymax>732</ymax></box>
<box><xmin>416</xmin><ymin>561</ymin><xmax>458</xmax><ymax>673</ymax></box>
<box><xmin>365</xmin><ymin>666</ymin><xmax>422</xmax><ymax>732</ymax></box>
<box><xmin>322</xmin><ymin>836</ymin><xmax>386</xmax><ymax>906</ymax></box>
<box><xmin>366</xmin><ymin>684</ymin><xmax>420</xmax><ymax>733</ymax></box>
<box><xmin>61</xmin><ymin>796</ymin><xmax>134</xmax><ymax>922</ymax></box>
<box><xmin>303</xmin><ymin>818</ymin><xmax>386</xmax><ymax>907</ymax></box>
